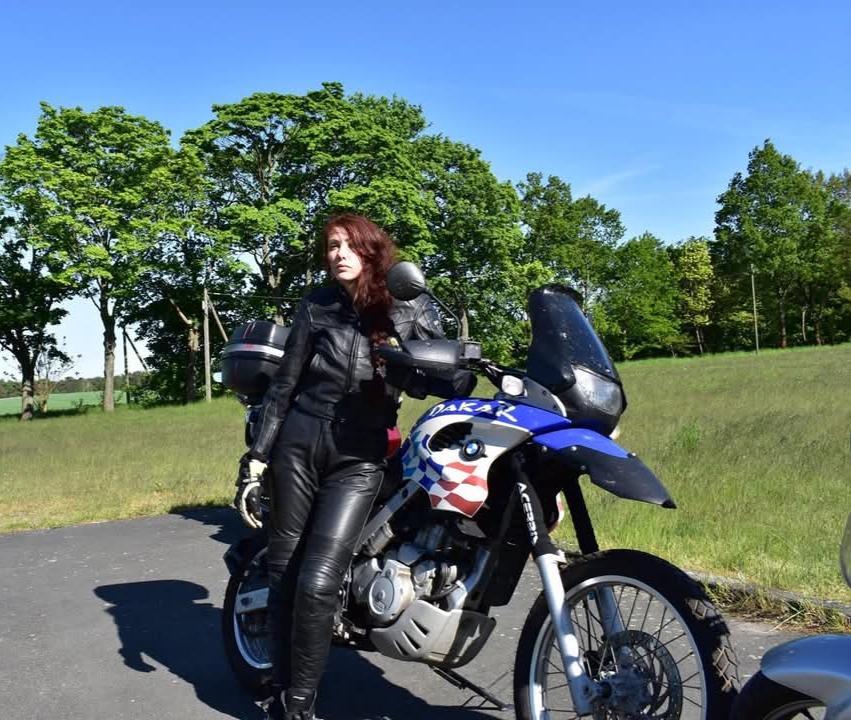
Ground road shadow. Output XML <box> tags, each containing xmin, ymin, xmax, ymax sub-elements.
<box><xmin>94</xmin><ymin>576</ymin><xmax>507</xmax><ymax>720</ymax></box>
<box><xmin>171</xmin><ymin>505</ymin><xmax>246</xmax><ymax>546</ymax></box>
<box><xmin>309</xmin><ymin>648</ymin><xmax>508</xmax><ymax>720</ymax></box>
<box><xmin>94</xmin><ymin>579</ymin><xmax>258</xmax><ymax>719</ymax></box>
<box><xmin>133</xmin><ymin>508</ymin><xmax>507</xmax><ymax>718</ymax></box>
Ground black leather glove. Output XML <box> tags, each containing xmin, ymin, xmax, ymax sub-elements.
<box><xmin>234</xmin><ymin>453</ymin><xmax>266</xmax><ymax>529</ymax></box>
<box><xmin>385</xmin><ymin>364</ymin><xmax>429</xmax><ymax>399</ymax></box>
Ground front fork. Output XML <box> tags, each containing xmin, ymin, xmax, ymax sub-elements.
<box><xmin>513</xmin><ymin>457</ymin><xmax>625</xmax><ymax>716</ymax></box>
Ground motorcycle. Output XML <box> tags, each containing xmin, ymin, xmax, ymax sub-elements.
<box><xmin>730</xmin><ymin>512</ymin><xmax>851</xmax><ymax>720</ymax></box>
<box><xmin>220</xmin><ymin>261</ymin><xmax>740</xmax><ymax>719</ymax></box>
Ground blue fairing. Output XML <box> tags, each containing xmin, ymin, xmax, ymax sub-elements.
<box><xmin>533</xmin><ymin>427</ymin><xmax>675</xmax><ymax>508</ymax></box>
<box><xmin>412</xmin><ymin>398</ymin><xmax>674</xmax><ymax>508</ymax></box>
<box><xmin>416</xmin><ymin>398</ymin><xmax>571</xmax><ymax>435</ymax></box>
<box><xmin>534</xmin><ymin>428</ymin><xmax>629</xmax><ymax>458</ymax></box>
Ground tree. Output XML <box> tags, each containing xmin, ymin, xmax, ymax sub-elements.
<box><xmin>304</xmin><ymin>89</ymin><xmax>434</xmax><ymax>253</ymax></box>
<box><xmin>130</xmin><ymin>145</ymin><xmax>249</xmax><ymax>403</ymax></box>
<box><xmin>806</xmin><ymin>170</ymin><xmax>851</xmax><ymax>344</ymax></box>
<box><xmin>790</xmin><ymin>171</ymin><xmax>844</xmax><ymax>345</ymax></box>
<box><xmin>571</xmin><ymin>195</ymin><xmax>624</xmax><ymax>308</ymax></box>
<box><xmin>0</xmin><ymin>103</ymin><xmax>177</xmax><ymax>410</ymax></box>
<box><xmin>517</xmin><ymin>173</ymin><xmax>622</xmax><ymax>311</ymax></box>
<box><xmin>413</xmin><ymin>136</ymin><xmax>526</xmax><ymax>362</ymax></box>
<box><xmin>715</xmin><ymin>140</ymin><xmax>812</xmax><ymax>349</ymax></box>
<box><xmin>0</xmin><ymin>217</ymin><xmax>71</xmax><ymax>420</ymax></box>
<box><xmin>599</xmin><ymin>233</ymin><xmax>682</xmax><ymax>360</ymax></box>
<box><xmin>34</xmin><ymin>345</ymin><xmax>79</xmax><ymax>414</ymax></box>
<box><xmin>182</xmin><ymin>92</ymin><xmax>306</xmax><ymax>319</ymax></box>
<box><xmin>517</xmin><ymin>173</ymin><xmax>578</xmax><ymax>284</ymax></box>
<box><xmin>183</xmin><ymin>84</ymin><xmax>437</xmax><ymax>323</ymax></box>
<box><xmin>670</xmin><ymin>236</ymin><xmax>714</xmax><ymax>354</ymax></box>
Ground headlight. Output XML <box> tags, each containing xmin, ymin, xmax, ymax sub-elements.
<box><xmin>573</xmin><ymin>366</ymin><xmax>624</xmax><ymax>416</ymax></box>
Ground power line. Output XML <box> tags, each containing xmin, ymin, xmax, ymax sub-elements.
<box><xmin>207</xmin><ymin>291</ymin><xmax>305</xmax><ymax>301</ymax></box>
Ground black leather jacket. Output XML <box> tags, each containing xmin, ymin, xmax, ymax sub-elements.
<box><xmin>249</xmin><ymin>286</ymin><xmax>444</xmax><ymax>461</ymax></box>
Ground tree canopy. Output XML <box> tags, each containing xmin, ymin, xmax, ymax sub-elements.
<box><xmin>0</xmin><ymin>220</ymin><xmax>71</xmax><ymax>418</ymax></box>
<box><xmin>1</xmin><ymin>89</ymin><xmax>850</xmax><ymax>415</ymax></box>
<box><xmin>0</xmin><ymin>103</ymin><xmax>177</xmax><ymax>410</ymax></box>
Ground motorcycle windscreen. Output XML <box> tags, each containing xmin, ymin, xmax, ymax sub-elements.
<box><xmin>526</xmin><ymin>285</ymin><xmax>620</xmax><ymax>394</ymax></box>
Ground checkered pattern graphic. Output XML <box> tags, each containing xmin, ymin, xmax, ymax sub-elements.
<box><xmin>401</xmin><ymin>413</ymin><xmax>526</xmax><ymax>518</ymax></box>
<box><xmin>397</xmin><ymin>399</ymin><xmax>568</xmax><ymax>518</ymax></box>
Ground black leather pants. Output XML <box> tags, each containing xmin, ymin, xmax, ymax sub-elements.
<box><xmin>266</xmin><ymin>406</ymin><xmax>386</xmax><ymax>699</ymax></box>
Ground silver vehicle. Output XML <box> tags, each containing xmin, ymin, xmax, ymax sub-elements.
<box><xmin>731</xmin><ymin>512</ymin><xmax>851</xmax><ymax>719</ymax></box>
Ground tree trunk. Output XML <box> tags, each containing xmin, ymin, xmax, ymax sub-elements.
<box><xmin>186</xmin><ymin>323</ymin><xmax>199</xmax><ymax>403</ymax></box>
<box><xmin>694</xmin><ymin>327</ymin><xmax>704</xmax><ymax>355</ymax></box>
<box><xmin>581</xmin><ymin>276</ymin><xmax>591</xmax><ymax>314</ymax></box>
<box><xmin>19</xmin><ymin>363</ymin><xmax>35</xmax><ymax>422</ymax></box>
<box><xmin>801</xmin><ymin>307</ymin><xmax>807</xmax><ymax>344</ymax></box>
<box><xmin>778</xmin><ymin>296</ymin><xmax>788</xmax><ymax>349</ymax></box>
<box><xmin>166</xmin><ymin>296</ymin><xmax>198</xmax><ymax>401</ymax></box>
<box><xmin>36</xmin><ymin>375</ymin><xmax>49</xmax><ymax>415</ymax></box>
<box><xmin>460</xmin><ymin>309</ymin><xmax>469</xmax><ymax>341</ymax></box>
<box><xmin>102</xmin><ymin>316</ymin><xmax>117</xmax><ymax>411</ymax></box>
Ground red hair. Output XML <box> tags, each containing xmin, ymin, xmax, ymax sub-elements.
<box><xmin>322</xmin><ymin>213</ymin><xmax>398</xmax><ymax>314</ymax></box>
<box><xmin>322</xmin><ymin>214</ymin><xmax>399</xmax><ymax>393</ymax></box>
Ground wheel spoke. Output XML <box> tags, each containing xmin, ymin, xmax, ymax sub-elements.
<box><xmin>521</xmin><ymin>559</ymin><xmax>728</xmax><ymax>719</ymax></box>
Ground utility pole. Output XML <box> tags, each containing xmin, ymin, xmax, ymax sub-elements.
<box><xmin>751</xmin><ymin>263</ymin><xmax>760</xmax><ymax>355</ymax></box>
<box><xmin>122</xmin><ymin>328</ymin><xmax>131</xmax><ymax>406</ymax></box>
<box><xmin>207</xmin><ymin>295</ymin><xmax>230</xmax><ymax>342</ymax></box>
<box><xmin>203</xmin><ymin>286</ymin><xmax>212</xmax><ymax>402</ymax></box>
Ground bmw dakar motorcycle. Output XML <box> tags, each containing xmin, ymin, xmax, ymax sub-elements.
<box><xmin>730</xmin><ymin>511</ymin><xmax>851</xmax><ymax>720</ymax></box>
<box><xmin>219</xmin><ymin>262</ymin><xmax>739</xmax><ymax>719</ymax></box>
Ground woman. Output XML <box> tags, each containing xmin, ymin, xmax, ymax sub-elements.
<box><xmin>235</xmin><ymin>214</ymin><xmax>445</xmax><ymax>720</ymax></box>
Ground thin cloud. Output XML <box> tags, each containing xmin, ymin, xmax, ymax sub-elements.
<box><xmin>580</xmin><ymin>164</ymin><xmax>660</xmax><ymax>196</ymax></box>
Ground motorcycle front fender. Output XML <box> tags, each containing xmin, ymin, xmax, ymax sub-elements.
<box><xmin>533</xmin><ymin>428</ymin><xmax>676</xmax><ymax>509</ymax></box>
<box><xmin>761</xmin><ymin>635</ymin><xmax>851</xmax><ymax>718</ymax></box>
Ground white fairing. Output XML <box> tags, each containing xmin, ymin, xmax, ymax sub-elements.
<box><xmin>761</xmin><ymin>635</ymin><xmax>851</xmax><ymax>718</ymax></box>
<box><xmin>401</xmin><ymin>400</ymin><xmax>532</xmax><ymax>517</ymax></box>
<box><xmin>498</xmin><ymin>375</ymin><xmax>567</xmax><ymax>417</ymax></box>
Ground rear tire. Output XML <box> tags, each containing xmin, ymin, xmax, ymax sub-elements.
<box><xmin>222</xmin><ymin>533</ymin><xmax>274</xmax><ymax>697</ymax></box>
<box><xmin>731</xmin><ymin>670</ymin><xmax>823</xmax><ymax>720</ymax></box>
<box><xmin>513</xmin><ymin>549</ymin><xmax>739</xmax><ymax>719</ymax></box>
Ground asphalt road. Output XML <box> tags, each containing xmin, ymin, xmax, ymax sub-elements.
<box><xmin>0</xmin><ymin>509</ymin><xmax>803</xmax><ymax>720</ymax></box>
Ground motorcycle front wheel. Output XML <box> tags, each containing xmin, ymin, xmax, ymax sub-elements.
<box><xmin>222</xmin><ymin>533</ymin><xmax>273</xmax><ymax>697</ymax></box>
<box><xmin>513</xmin><ymin>549</ymin><xmax>739</xmax><ymax>720</ymax></box>
<box><xmin>731</xmin><ymin>671</ymin><xmax>823</xmax><ymax>719</ymax></box>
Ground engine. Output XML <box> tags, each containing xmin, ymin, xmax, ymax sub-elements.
<box><xmin>350</xmin><ymin>518</ymin><xmax>482</xmax><ymax>626</ymax></box>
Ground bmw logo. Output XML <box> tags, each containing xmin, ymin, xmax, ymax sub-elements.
<box><xmin>461</xmin><ymin>439</ymin><xmax>486</xmax><ymax>461</ymax></box>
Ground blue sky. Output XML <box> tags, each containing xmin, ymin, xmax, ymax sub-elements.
<box><xmin>2</xmin><ymin>0</ymin><xmax>850</xmax><ymax>378</ymax></box>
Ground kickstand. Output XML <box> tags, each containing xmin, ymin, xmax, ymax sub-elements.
<box><xmin>430</xmin><ymin>666</ymin><xmax>511</xmax><ymax>711</ymax></box>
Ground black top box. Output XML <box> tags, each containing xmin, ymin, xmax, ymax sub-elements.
<box><xmin>221</xmin><ymin>320</ymin><xmax>290</xmax><ymax>399</ymax></box>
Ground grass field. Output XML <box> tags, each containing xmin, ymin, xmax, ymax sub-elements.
<box><xmin>0</xmin><ymin>390</ymin><xmax>124</xmax><ymax>416</ymax></box>
<box><xmin>599</xmin><ymin>345</ymin><xmax>851</xmax><ymax>602</ymax></box>
<box><xmin>1</xmin><ymin>345</ymin><xmax>850</xmax><ymax>603</ymax></box>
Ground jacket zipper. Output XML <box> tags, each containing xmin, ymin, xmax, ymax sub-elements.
<box><xmin>345</xmin><ymin>311</ymin><xmax>360</xmax><ymax>394</ymax></box>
